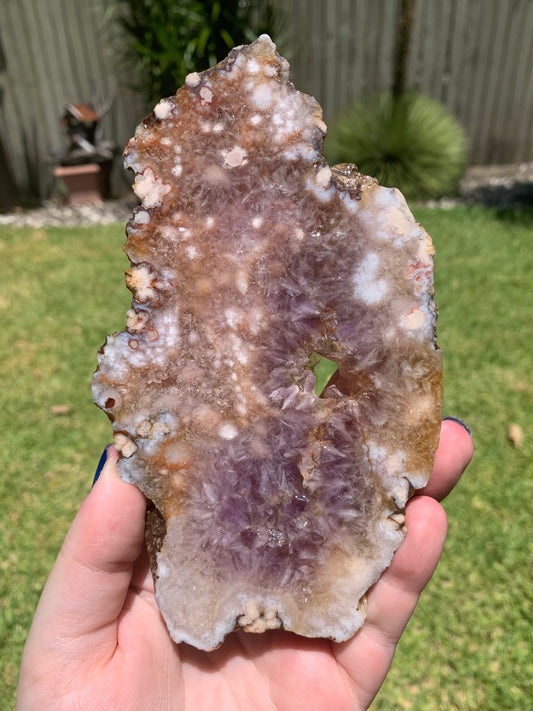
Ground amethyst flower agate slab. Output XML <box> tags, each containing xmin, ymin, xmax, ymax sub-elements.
<box><xmin>92</xmin><ymin>35</ymin><xmax>442</xmax><ymax>651</ymax></box>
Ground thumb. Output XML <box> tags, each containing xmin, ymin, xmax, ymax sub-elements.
<box><xmin>24</xmin><ymin>446</ymin><xmax>146</xmax><ymax>660</ymax></box>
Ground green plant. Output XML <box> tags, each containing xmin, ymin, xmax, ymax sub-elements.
<box><xmin>325</xmin><ymin>91</ymin><xmax>468</xmax><ymax>201</ymax></box>
<box><xmin>306</xmin><ymin>352</ymin><xmax>339</xmax><ymax>396</ymax></box>
<box><xmin>112</xmin><ymin>0</ymin><xmax>279</xmax><ymax>104</ymax></box>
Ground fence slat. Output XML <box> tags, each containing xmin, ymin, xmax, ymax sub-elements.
<box><xmin>335</xmin><ymin>0</ymin><xmax>353</xmax><ymax>115</ymax></box>
<box><xmin>515</xmin><ymin>2</ymin><xmax>533</xmax><ymax>162</ymax></box>
<box><xmin>491</xmin><ymin>0</ymin><xmax>530</xmax><ymax>163</ymax></box>
<box><xmin>444</xmin><ymin>0</ymin><xmax>474</xmax><ymax>119</ymax></box>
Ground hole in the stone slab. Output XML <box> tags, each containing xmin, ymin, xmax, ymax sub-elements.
<box><xmin>105</xmin><ymin>397</ymin><xmax>116</xmax><ymax>409</ymax></box>
<box><xmin>306</xmin><ymin>352</ymin><xmax>339</xmax><ymax>397</ymax></box>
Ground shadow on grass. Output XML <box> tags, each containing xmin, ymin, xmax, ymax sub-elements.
<box><xmin>490</xmin><ymin>206</ymin><xmax>533</xmax><ymax>226</ymax></box>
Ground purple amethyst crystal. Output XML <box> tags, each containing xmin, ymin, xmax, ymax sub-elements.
<box><xmin>93</xmin><ymin>36</ymin><xmax>442</xmax><ymax>650</ymax></box>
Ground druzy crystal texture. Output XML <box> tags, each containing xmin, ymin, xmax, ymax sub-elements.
<box><xmin>93</xmin><ymin>35</ymin><xmax>442</xmax><ymax>651</ymax></box>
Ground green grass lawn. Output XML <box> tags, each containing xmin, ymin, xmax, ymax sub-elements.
<box><xmin>1</xmin><ymin>207</ymin><xmax>532</xmax><ymax>709</ymax></box>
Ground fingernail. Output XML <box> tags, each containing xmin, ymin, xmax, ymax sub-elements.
<box><xmin>92</xmin><ymin>446</ymin><xmax>110</xmax><ymax>488</ymax></box>
<box><xmin>442</xmin><ymin>416</ymin><xmax>472</xmax><ymax>437</ymax></box>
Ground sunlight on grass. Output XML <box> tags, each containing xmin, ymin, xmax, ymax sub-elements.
<box><xmin>306</xmin><ymin>352</ymin><xmax>339</xmax><ymax>396</ymax></box>
<box><xmin>371</xmin><ymin>206</ymin><xmax>533</xmax><ymax>710</ymax></box>
<box><xmin>0</xmin><ymin>223</ymin><xmax>131</xmax><ymax>703</ymax></box>
<box><xmin>1</xmin><ymin>208</ymin><xmax>532</xmax><ymax>709</ymax></box>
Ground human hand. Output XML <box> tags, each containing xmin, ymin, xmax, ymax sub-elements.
<box><xmin>16</xmin><ymin>419</ymin><xmax>473</xmax><ymax>711</ymax></box>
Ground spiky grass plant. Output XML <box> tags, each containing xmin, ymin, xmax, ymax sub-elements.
<box><xmin>325</xmin><ymin>91</ymin><xmax>468</xmax><ymax>201</ymax></box>
<box><xmin>112</xmin><ymin>0</ymin><xmax>279</xmax><ymax>105</ymax></box>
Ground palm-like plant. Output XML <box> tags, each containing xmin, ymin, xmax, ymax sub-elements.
<box><xmin>325</xmin><ymin>91</ymin><xmax>468</xmax><ymax>201</ymax></box>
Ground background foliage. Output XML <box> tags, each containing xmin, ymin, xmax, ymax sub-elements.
<box><xmin>112</xmin><ymin>0</ymin><xmax>278</xmax><ymax>103</ymax></box>
<box><xmin>325</xmin><ymin>91</ymin><xmax>468</xmax><ymax>201</ymax></box>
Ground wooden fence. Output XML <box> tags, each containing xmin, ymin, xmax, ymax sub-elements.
<box><xmin>283</xmin><ymin>0</ymin><xmax>533</xmax><ymax>169</ymax></box>
<box><xmin>0</xmin><ymin>0</ymin><xmax>147</xmax><ymax>205</ymax></box>
<box><xmin>1</xmin><ymin>0</ymin><xmax>533</xmax><ymax>204</ymax></box>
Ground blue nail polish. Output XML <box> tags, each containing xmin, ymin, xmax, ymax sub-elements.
<box><xmin>442</xmin><ymin>416</ymin><xmax>472</xmax><ymax>437</ymax></box>
<box><xmin>92</xmin><ymin>447</ymin><xmax>109</xmax><ymax>487</ymax></box>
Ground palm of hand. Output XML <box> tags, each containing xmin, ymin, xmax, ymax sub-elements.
<box><xmin>115</xmin><ymin>555</ymin><xmax>355</xmax><ymax>711</ymax></box>
<box><xmin>70</xmin><ymin>494</ymin><xmax>444</xmax><ymax>711</ymax></box>
<box><xmin>17</xmin><ymin>421</ymin><xmax>472</xmax><ymax>711</ymax></box>
<box><xmin>115</xmin><ymin>564</ymin><xmax>354</xmax><ymax>711</ymax></box>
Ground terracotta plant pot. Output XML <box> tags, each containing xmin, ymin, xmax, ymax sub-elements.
<box><xmin>53</xmin><ymin>161</ymin><xmax>111</xmax><ymax>204</ymax></box>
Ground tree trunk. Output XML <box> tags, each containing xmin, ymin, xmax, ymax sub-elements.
<box><xmin>392</xmin><ymin>0</ymin><xmax>416</xmax><ymax>99</ymax></box>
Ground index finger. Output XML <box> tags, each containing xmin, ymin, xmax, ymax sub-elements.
<box><xmin>417</xmin><ymin>417</ymin><xmax>474</xmax><ymax>501</ymax></box>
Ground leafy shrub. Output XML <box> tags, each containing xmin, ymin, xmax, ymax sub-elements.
<box><xmin>324</xmin><ymin>91</ymin><xmax>468</xmax><ymax>201</ymax></box>
<box><xmin>112</xmin><ymin>0</ymin><xmax>279</xmax><ymax>104</ymax></box>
